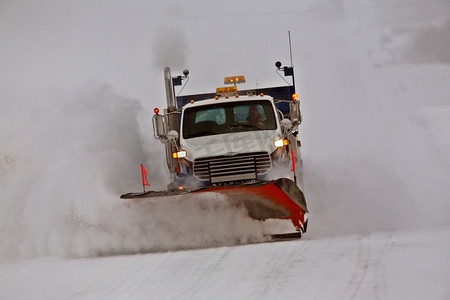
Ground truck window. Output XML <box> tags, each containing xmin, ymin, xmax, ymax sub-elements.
<box><xmin>183</xmin><ymin>100</ymin><xmax>277</xmax><ymax>139</ymax></box>
<box><xmin>195</xmin><ymin>107</ymin><xmax>226</xmax><ymax>125</ymax></box>
<box><xmin>233</xmin><ymin>104</ymin><xmax>267</xmax><ymax>125</ymax></box>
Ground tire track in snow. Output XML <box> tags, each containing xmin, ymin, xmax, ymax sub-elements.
<box><xmin>175</xmin><ymin>246</ymin><xmax>233</xmax><ymax>298</ymax></box>
<box><xmin>69</xmin><ymin>253</ymin><xmax>170</xmax><ymax>299</ymax></box>
<box><xmin>297</xmin><ymin>236</ymin><xmax>357</xmax><ymax>299</ymax></box>
<box><xmin>342</xmin><ymin>231</ymin><xmax>398</xmax><ymax>300</ymax></box>
<box><xmin>373</xmin><ymin>231</ymin><xmax>397</xmax><ymax>300</ymax></box>
<box><xmin>343</xmin><ymin>234</ymin><xmax>371</xmax><ymax>299</ymax></box>
<box><xmin>255</xmin><ymin>239</ymin><xmax>311</xmax><ymax>297</ymax></box>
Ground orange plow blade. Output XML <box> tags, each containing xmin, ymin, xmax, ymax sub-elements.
<box><xmin>121</xmin><ymin>178</ymin><xmax>308</xmax><ymax>232</ymax></box>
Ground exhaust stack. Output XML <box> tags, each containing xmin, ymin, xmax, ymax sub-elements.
<box><xmin>164</xmin><ymin>67</ymin><xmax>176</xmax><ymax>111</ymax></box>
<box><xmin>162</xmin><ymin>67</ymin><xmax>180</xmax><ymax>177</ymax></box>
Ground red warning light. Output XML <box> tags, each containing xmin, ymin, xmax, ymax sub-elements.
<box><xmin>154</xmin><ymin>108</ymin><xmax>160</xmax><ymax>115</ymax></box>
<box><xmin>292</xmin><ymin>94</ymin><xmax>298</xmax><ymax>101</ymax></box>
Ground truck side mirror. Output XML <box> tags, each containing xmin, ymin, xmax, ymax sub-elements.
<box><xmin>289</xmin><ymin>101</ymin><xmax>302</xmax><ymax>124</ymax></box>
<box><xmin>152</xmin><ymin>113</ymin><xmax>167</xmax><ymax>140</ymax></box>
<box><xmin>167</xmin><ymin>130</ymin><xmax>179</xmax><ymax>141</ymax></box>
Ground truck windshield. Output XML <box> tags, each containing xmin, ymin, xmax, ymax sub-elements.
<box><xmin>183</xmin><ymin>100</ymin><xmax>277</xmax><ymax>139</ymax></box>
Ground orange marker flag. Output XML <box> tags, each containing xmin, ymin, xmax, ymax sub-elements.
<box><xmin>141</xmin><ymin>164</ymin><xmax>150</xmax><ymax>191</ymax></box>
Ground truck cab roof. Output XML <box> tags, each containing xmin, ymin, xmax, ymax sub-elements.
<box><xmin>182</xmin><ymin>95</ymin><xmax>274</xmax><ymax>109</ymax></box>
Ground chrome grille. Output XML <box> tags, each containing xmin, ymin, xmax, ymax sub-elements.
<box><xmin>193</xmin><ymin>152</ymin><xmax>271</xmax><ymax>183</ymax></box>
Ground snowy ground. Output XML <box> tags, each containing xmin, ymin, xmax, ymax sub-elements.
<box><xmin>1</xmin><ymin>1</ymin><xmax>450</xmax><ymax>299</ymax></box>
<box><xmin>1</xmin><ymin>229</ymin><xmax>449</xmax><ymax>299</ymax></box>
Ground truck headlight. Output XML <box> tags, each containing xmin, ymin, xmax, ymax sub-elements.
<box><xmin>172</xmin><ymin>150</ymin><xmax>187</xmax><ymax>158</ymax></box>
<box><xmin>274</xmin><ymin>139</ymin><xmax>288</xmax><ymax>148</ymax></box>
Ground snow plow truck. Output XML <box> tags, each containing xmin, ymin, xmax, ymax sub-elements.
<box><xmin>121</xmin><ymin>62</ymin><xmax>308</xmax><ymax>239</ymax></box>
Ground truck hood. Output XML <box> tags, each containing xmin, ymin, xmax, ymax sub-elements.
<box><xmin>181</xmin><ymin>130</ymin><xmax>281</xmax><ymax>162</ymax></box>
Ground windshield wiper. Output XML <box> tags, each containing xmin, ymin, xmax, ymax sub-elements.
<box><xmin>187</xmin><ymin>131</ymin><xmax>217</xmax><ymax>138</ymax></box>
<box><xmin>229</xmin><ymin>123</ymin><xmax>260</xmax><ymax>130</ymax></box>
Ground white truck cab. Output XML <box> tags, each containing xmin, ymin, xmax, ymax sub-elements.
<box><xmin>178</xmin><ymin>95</ymin><xmax>286</xmax><ymax>185</ymax></box>
<box><xmin>153</xmin><ymin>67</ymin><xmax>303</xmax><ymax>190</ymax></box>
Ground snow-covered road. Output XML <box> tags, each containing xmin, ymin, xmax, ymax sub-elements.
<box><xmin>2</xmin><ymin>229</ymin><xmax>449</xmax><ymax>299</ymax></box>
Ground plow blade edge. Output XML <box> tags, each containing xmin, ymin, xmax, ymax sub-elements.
<box><xmin>120</xmin><ymin>178</ymin><xmax>308</xmax><ymax>230</ymax></box>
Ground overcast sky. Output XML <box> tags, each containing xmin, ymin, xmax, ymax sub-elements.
<box><xmin>1</xmin><ymin>0</ymin><xmax>448</xmax><ymax>108</ymax></box>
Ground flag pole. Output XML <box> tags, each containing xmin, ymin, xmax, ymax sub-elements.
<box><xmin>141</xmin><ymin>163</ymin><xmax>151</xmax><ymax>193</ymax></box>
<box><xmin>291</xmin><ymin>149</ymin><xmax>297</xmax><ymax>184</ymax></box>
